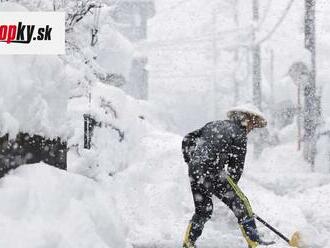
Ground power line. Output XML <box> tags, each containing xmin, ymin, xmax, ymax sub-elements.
<box><xmin>145</xmin><ymin>0</ymin><xmax>295</xmax><ymax>49</ymax></box>
<box><xmin>256</xmin><ymin>0</ymin><xmax>296</xmax><ymax>45</ymax></box>
<box><xmin>150</xmin><ymin>74</ymin><xmax>212</xmax><ymax>79</ymax></box>
<box><xmin>257</xmin><ymin>0</ymin><xmax>273</xmax><ymax>30</ymax></box>
<box><xmin>138</xmin><ymin>26</ymin><xmax>252</xmax><ymax>50</ymax></box>
<box><xmin>154</xmin><ymin>0</ymin><xmax>219</xmax><ymax>18</ymax></box>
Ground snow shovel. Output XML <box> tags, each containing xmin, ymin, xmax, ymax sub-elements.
<box><xmin>255</xmin><ymin>215</ymin><xmax>302</xmax><ymax>247</ymax></box>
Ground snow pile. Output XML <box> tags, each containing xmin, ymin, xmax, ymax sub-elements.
<box><xmin>68</xmin><ymin>82</ymin><xmax>167</xmax><ymax>179</ymax></box>
<box><xmin>65</xmin><ymin>4</ymin><xmax>134</xmax><ymax>79</ymax></box>
<box><xmin>109</xmin><ymin>130</ymin><xmax>191</xmax><ymax>247</ymax></box>
<box><xmin>0</xmin><ymin>163</ymin><xmax>129</xmax><ymax>248</ymax></box>
<box><xmin>0</xmin><ymin>55</ymin><xmax>70</xmax><ymax>139</ymax></box>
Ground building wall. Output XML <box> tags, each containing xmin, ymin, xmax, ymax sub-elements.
<box><xmin>111</xmin><ymin>1</ymin><xmax>155</xmax><ymax>100</ymax></box>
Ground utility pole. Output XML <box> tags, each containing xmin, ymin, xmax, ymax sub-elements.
<box><xmin>252</xmin><ymin>0</ymin><xmax>262</xmax><ymax>110</ymax></box>
<box><xmin>304</xmin><ymin>0</ymin><xmax>318</xmax><ymax>169</ymax></box>
<box><xmin>252</xmin><ymin>0</ymin><xmax>263</xmax><ymax>159</ymax></box>
<box><xmin>233</xmin><ymin>0</ymin><xmax>239</xmax><ymax>106</ymax></box>
<box><xmin>212</xmin><ymin>7</ymin><xmax>219</xmax><ymax>119</ymax></box>
<box><xmin>269</xmin><ymin>49</ymin><xmax>275</xmax><ymax>126</ymax></box>
<box><xmin>297</xmin><ymin>75</ymin><xmax>302</xmax><ymax>151</ymax></box>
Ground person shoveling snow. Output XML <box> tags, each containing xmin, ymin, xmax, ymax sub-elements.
<box><xmin>181</xmin><ymin>104</ymin><xmax>274</xmax><ymax>248</ymax></box>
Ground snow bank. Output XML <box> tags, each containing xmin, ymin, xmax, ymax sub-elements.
<box><xmin>0</xmin><ymin>55</ymin><xmax>70</xmax><ymax>139</ymax></box>
<box><xmin>68</xmin><ymin>82</ymin><xmax>167</xmax><ymax>178</ymax></box>
<box><xmin>0</xmin><ymin>163</ymin><xmax>129</xmax><ymax>248</ymax></box>
<box><xmin>109</xmin><ymin>130</ymin><xmax>191</xmax><ymax>247</ymax></box>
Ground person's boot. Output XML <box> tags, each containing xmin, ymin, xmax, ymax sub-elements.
<box><xmin>183</xmin><ymin>241</ymin><xmax>195</xmax><ymax>248</ymax></box>
<box><xmin>183</xmin><ymin>222</ymin><xmax>196</xmax><ymax>248</ymax></box>
<box><xmin>240</xmin><ymin>217</ymin><xmax>275</xmax><ymax>248</ymax></box>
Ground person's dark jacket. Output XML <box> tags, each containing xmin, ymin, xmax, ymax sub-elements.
<box><xmin>182</xmin><ymin>120</ymin><xmax>247</xmax><ymax>183</ymax></box>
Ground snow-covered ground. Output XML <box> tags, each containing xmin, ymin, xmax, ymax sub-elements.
<box><xmin>1</xmin><ymin>120</ymin><xmax>330</xmax><ymax>248</ymax></box>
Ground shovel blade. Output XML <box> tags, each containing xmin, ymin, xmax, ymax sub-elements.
<box><xmin>289</xmin><ymin>232</ymin><xmax>302</xmax><ymax>247</ymax></box>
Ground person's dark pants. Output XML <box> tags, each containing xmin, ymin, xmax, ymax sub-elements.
<box><xmin>187</xmin><ymin>165</ymin><xmax>254</xmax><ymax>243</ymax></box>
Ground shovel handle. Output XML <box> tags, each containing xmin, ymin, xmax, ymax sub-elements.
<box><xmin>255</xmin><ymin>215</ymin><xmax>290</xmax><ymax>244</ymax></box>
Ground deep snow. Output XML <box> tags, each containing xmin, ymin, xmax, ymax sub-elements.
<box><xmin>0</xmin><ymin>164</ymin><xmax>128</xmax><ymax>248</ymax></box>
<box><xmin>1</xmin><ymin>124</ymin><xmax>330</xmax><ymax>247</ymax></box>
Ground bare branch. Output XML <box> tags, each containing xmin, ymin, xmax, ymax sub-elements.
<box><xmin>66</xmin><ymin>2</ymin><xmax>99</xmax><ymax>32</ymax></box>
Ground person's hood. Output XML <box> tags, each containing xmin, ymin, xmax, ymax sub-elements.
<box><xmin>227</xmin><ymin>104</ymin><xmax>267</xmax><ymax>128</ymax></box>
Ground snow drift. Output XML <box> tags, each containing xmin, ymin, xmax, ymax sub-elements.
<box><xmin>0</xmin><ymin>164</ymin><xmax>129</xmax><ymax>248</ymax></box>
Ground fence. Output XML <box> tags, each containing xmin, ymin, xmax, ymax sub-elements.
<box><xmin>0</xmin><ymin>133</ymin><xmax>67</xmax><ymax>178</ymax></box>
